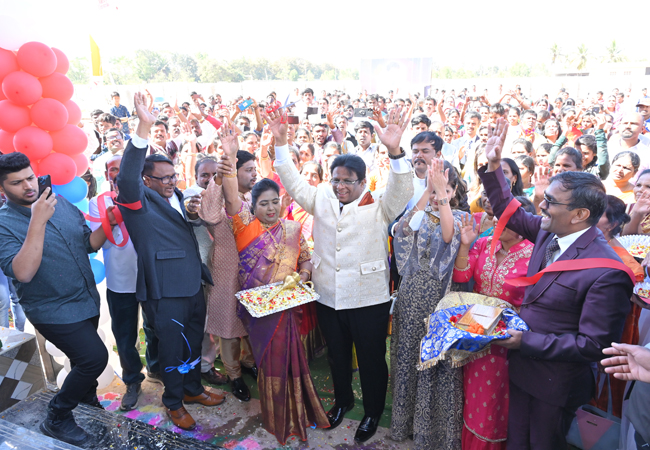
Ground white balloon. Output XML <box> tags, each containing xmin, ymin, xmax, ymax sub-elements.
<box><xmin>96</xmin><ymin>363</ymin><xmax>114</xmax><ymax>390</ymax></box>
<box><xmin>64</xmin><ymin>358</ymin><xmax>71</xmax><ymax>372</ymax></box>
<box><xmin>45</xmin><ymin>341</ymin><xmax>65</xmax><ymax>358</ymax></box>
<box><xmin>97</xmin><ymin>328</ymin><xmax>106</xmax><ymax>342</ymax></box>
<box><xmin>56</xmin><ymin>368</ymin><xmax>68</xmax><ymax>389</ymax></box>
<box><xmin>0</xmin><ymin>16</ymin><xmax>28</xmax><ymax>51</ymax></box>
<box><xmin>53</xmin><ymin>355</ymin><xmax>66</xmax><ymax>365</ymax></box>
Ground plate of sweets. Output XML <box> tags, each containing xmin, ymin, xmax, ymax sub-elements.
<box><xmin>418</xmin><ymin>292</ymin><xmax>529</xmax><ymax>370</ymax></box>
<box><xmin>236</xmin><ymin>272</ymin><xmax>320</xmax><ymax>318</ymax></box>
<box><xmin>618</xmin><ymin>235</ymin><xmax>650</xmax><ymax>259</ymax></box>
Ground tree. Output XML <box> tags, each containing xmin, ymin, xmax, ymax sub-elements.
<box><xmin>68</xmin><ymin>57</ymin><xmax>90</xmax><ymax>85</ymax></box>
<box><xmin>604</xmin><ymin>40</ymin><xmax>627</xmax><ymax>63</ymax></box>
<box><xmin>574</xmin><ymin>44</ymin><xmax>589</xmax><ymax>70</ymax></box>
<box><xmin>550</xmin><ymin>43</ymin><xmax>563</xmax><ymax>65</ymax></box>
<box><xmin>134</xmin><ymin>50</ymin><xmax>168</xmax><ymax>82</ymax></box>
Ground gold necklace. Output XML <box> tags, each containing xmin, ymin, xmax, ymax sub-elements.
<box><xmin>264</xmin><ymin>220</ymin><xmax>286</xmax><ymax>262</ymax></box>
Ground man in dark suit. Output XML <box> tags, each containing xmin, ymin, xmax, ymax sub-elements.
<box><xmin>479</xmin><ymin>118</ymin><xmax>634</xmax><ymax>450</ymax></box>
<box><xmin>116</xmin><ymin>93</ymin><xmax>224</xmax><ymax>431</ymax></box>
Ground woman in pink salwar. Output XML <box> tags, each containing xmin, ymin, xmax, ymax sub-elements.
<box><xmin>452</xmin><ymin>197</ymin><xmax>536</xmax><ymax>450</ymax></box>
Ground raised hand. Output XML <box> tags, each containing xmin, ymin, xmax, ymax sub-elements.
<box><xmin>133</xmin><ymin>92</ymin><xmax>157</xmax><ymax>125</ymax></box>
<box><xmin>459</xmin><ymin>212</ymin><xmax>480</xmax><ymax>246</ymax></box>
<box><xmin>485</xmin><ymin>117</ymin><xmax>509</xmax><ymax>171</ymax></box>
<box><xmin>375</xmin><ymin>106</ymin><xmax>412</xmax><ymax>155</ymax></box>
<box><xmin>218</xmin><ymin>119</ymin><xmax>239</xmax><ymax>157</ymax></box>
<box><xmin>533</xmin><ymin>166</ymin><xmax>551</xmax><ymax>198</ymax></box>
<box><xmin>217</xmin><ymin>154</ymin><xmax>236</xmax><ymax>178</ymax></box>
<box><xmin>602</xmin><ymin>343</ymin><xmax>650</xmax><ymax>383</ymax></box>
<box><xmin>261</xmin><ymin>108</ymin><xmax>288</xmax><ymax>146</ymax></box>
<box><xmin>181</xmin><ymin>122</ymin><xmax>197</xmax><ymax>145</ymax></box>
<box><xmin>428</xmin><ymin>157</ymin><xmax>449</xmax><ymax>195</ymax></box>
<box><xmin>631</xmin><ymin>191</ymin><xmax>650</xmax><ymax>217</ymax></box>
<box><xmin>371</xmin><ymin>107</ymin><xmax>386</xmax><ymax>129</ymax></box>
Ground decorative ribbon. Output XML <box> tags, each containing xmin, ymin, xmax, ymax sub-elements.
<box><xmin>83</xmin><ymin>192</ymin><xmax>141</xmax><ymax>247</ymax></box>
<box><xmin>165</xmin><ymin>319</ymin><xmax>201</xmax><ymax>374</ymax></box>
<box><xmin>505</xmin><ymin>258</ymin><xmax>636</xmax><ymax>287</ymax></box>
<box><xmin>490</xmin><ymin>197</ymin><xmax>521</xmax><ymax>257</ymax></box>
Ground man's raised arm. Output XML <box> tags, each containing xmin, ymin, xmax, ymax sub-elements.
<box><xmin>116</xmin><ymin>92</ymin><xmax>156</xmax><ymax>206</ymax></box>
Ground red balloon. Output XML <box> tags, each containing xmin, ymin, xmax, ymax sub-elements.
<box><xmin>31</xmin><ymin>160</ymin><xmax>39</xmax><ymax>176</ymax></box>
<box><xmin>71</xmin><ymin>152</ymin><xmax>88</xmax><ymax>176</ymax></box>
<box><xmin>0</xmin><ymin>48</ymin><xmax>20</xmax><ymax>83</ymax></box>
<box><xmin>51</xmin><ymin>48</ymin><xmax>69</xmax><ymax>74</ymax></box>
<box><xmin>0</xmin><ymin>90</ymin><xmax>5</xmax><ymax>101</ymax></box>
<box><xmin>39</xmin><ymin>72</ymin><xmax>73</xmax><ymax>103</ymax></box>
<box><xmin>0</xmin><ymin>130</ymin><xmax>16</xmax><ymax>154</ymax></box>
<box><xmin>2</xmin><ymin>71</ymin><xmax>43</xmax><ymax>106</ymax></box>
<box><xmin>0</xmin><ymin>100</ymin><xmax>31</xmax><ymax>132</ymax></box>
<box><xmin>17</xmin><ymin>42</ymin><xmax>57</xmax><ymax>78</ymax></box>
<box><xmin>13</xmin><ymin>126</ymin><xmax>53</xmax><ymax>161</ymax></box>
<box><xmin>38</xmin><ymin>152</ymin><xmax>76</xmax><ymax>185</ymax></box>
<box><xmin>64</xmin><ymin>100</ymin><xmax>82</xmax><ymax>125</ymax></box>
<box><xmin>30</xmin><ymin>98</ymin><xmax>68</xmax><ymax>131</ymax></box>
<box><xmin>50</xmin><ymin>124</ymin><xmax>88</xmax><ymax>156</ymax></box>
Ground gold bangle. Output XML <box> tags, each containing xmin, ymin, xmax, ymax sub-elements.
<box><xmin>224</xmin><ymin>172</ymin><xmax>237</xmax><ymax>178</ymax></box>
<box><xmin>299</xmin><ymin>269</ymin><xmax>311</xmax><ymax>278</ymax></box>
<box><xmin>457</xmin><ymin>255</ymin><xmax>468</xmax><ymax>259</ymax></box>
<box><xmin>260</xmin><ymin>155</ymin><xmax>270</xmax><ymax>161</ymax></box>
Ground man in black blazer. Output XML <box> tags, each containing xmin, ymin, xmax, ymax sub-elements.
<box><xmin>116</xmin><ymin>93</ymin><xmax>224</xmax><ymax>431</ymax></box>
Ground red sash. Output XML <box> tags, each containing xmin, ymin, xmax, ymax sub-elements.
<box><xmin>490</xmin><ymin>198</ymin><xmax>521</xmax><ymax>257</ymax></box>
<box><xmin>84</xmin><ymin>192</ymin><xmax>141</xmax><ymax>247</ymax></box>
<box><xmin>505</xmin><ymin>258</ymin><xmax>636</xmax><ymax>287</ymax></box>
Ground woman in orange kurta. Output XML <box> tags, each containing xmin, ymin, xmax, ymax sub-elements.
<box><xmin>594</xmin><ymin>195</ymin><xmax>645</xmax><ymax>417</ymax></box>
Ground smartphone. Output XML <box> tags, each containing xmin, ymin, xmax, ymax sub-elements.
<box><xmin>306</xmin><ymin>107</ymin><xmax>319</xmax><ymax>115</ymax></box>
<box><xmin>238</xmin><ymin>99</ymin><xmax>254</xmax><ymax>111</ymax></box>
<box><xmin>38</xmin><ymin>175</ymin><xmax>52</xmax><ymax>199</ymax></box>
<box><xmin>353</xmin><ymin>108</ymin><xmax>373</xmax><ymax>118</ymax></box>
<box><xmin>287</xmin><ymin>115</ymin><xmax>300</xmax><ymax>125</ymax></box>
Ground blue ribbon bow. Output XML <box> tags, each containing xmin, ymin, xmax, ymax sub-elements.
<box><xmin>165</xmin><ymin>319</ymin><xmax>201</xmax><ymax>374</ymax></box>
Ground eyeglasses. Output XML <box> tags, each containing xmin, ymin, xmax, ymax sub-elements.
<box><xmin>331</xmin><ymin>179</ymin><xmax>360</xmax><ymax>187</ymax></box>
<box><xmin>146</xmin><ymin>174</ymin><xmax>178</xmax><ymax>185</ymax></box>
<box><xmin>543</xmin><ymin>192</ymin><xmax>570</xmax><ymax>207</ymax></box>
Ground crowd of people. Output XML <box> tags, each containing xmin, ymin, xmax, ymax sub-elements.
<box><xmin>0</xmin><ymin>82</ymin><xmax>650</xmax><ymax>450</ymax></box>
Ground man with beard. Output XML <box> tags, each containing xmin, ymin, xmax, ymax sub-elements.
<box><xmin>93</xmin><ymin>128</ymin><xmax>125</xmax><ymax>192</ymax></box>
<box><xmin>481</xmin><ymin>118</ymin><xmax>633</xmax><ymax>450</ymax></box>
<box><xmin>0</xmin><ymin>152</ymin><xmax>117</xmax><ymax>445</ymax></box>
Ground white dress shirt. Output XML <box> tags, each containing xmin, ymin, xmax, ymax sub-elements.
<box><xmin>550</xmin><ymin>227</ymin><xmax>590</xmax><ymax>264</ymax></box>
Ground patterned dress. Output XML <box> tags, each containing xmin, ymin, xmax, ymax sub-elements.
<box><xmin>391</xmin><ymin>207</ymin><xmax>464</xmax><ymax>449</ymax></box>
<box><xmin>452</xmin><ymin>236</ymin><xmax>533</xmax><ymax>450</ymax></box>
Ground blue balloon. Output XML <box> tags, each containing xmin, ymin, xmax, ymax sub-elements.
<box><xmin>89</xmin><ymin>258</ymin><xmax>105</xmax><ymax>284</ymax></box>
<box><xmin>89</xmin><ymin>252</ymin><xmax>98</xmax><ymax>259</ymax></box>
<box><xmin>74</xmin><ymin>198</ymin><xmax>89</xmax><ymax>214</ymax></box>
<box><xmin>53</xmin><ymin>177</ymin><xmax>88</xmax><ymax>204</ymax></box>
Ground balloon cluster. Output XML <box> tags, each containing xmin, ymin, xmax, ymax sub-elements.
<box><xmin>0</xmin><ymin>42</ymin><xmax>89</xmax><ymax>202</ymax></box>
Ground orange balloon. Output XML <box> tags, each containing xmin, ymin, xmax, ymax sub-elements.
<box><xmin>17</xmin><ymin>42</ymin><xmax>57</xmax><ymax>77</ymax></box>
<box><xmin>51</xmin><ymin>48</ymin><xmax>69</xmax><ymax>75</ymax></box>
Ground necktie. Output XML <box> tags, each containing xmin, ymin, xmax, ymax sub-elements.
<box><xmin>541</xmin><ymin>237</ymin><xmax>560</xmax><ymax>269</ymax></box>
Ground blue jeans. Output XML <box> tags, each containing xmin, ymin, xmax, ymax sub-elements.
<box><xmin>0</xmin><ymin>270</ymin><xmax>25</xmax><ymax>331</ymax></box>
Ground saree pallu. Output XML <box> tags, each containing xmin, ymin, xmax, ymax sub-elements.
<box><xmin>235</xmin><ymin>219</ymin><xmax>329</xmax><ymax>444</ymax></box>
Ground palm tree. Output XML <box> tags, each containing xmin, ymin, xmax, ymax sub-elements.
<box><xmin>604</xmin><ymin>40</ymin><xmax>627</xmax><ymax>63</ymax></box>
<box><xmin>575</xmin><ymin>44</ymin><xmax>589</xmax><ymax>70</ymax></box>
<box><xmin>550</xmin><ymin>43</ymin><xmax>562</xmax><ymax>65</ymax></box>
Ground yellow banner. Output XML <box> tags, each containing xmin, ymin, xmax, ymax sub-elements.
<box><xmin>89</xmin><ymin>35</ymin><xmax>103</xmax><ymax>77</ymax></box>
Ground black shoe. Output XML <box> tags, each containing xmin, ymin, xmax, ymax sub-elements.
<box><xmin>120</xmin><ymin>383</ymin><xmax>142</xmax><ymax>411</ymax></box>
<box><xmin>241</xmin><ymin>365</ymin><xmax>258</xmax><ymax>379</ymax></box>
<box><xmin>326</xmin><ymin>402</ymin><xmax>354</xmax><ymax>429</ymax></box>
<box><xmin>40</xmin><ymin>406</ymin><xmax>89</xmax><ymax>446</ymax></box>
<box><xmin>201</xmin><ymin>368</ymin><xmax>228</xmax><ymax>385</ymax></box>
<box><xmin>230</xmin><ymin>377</ymin><xmax>251</xmax><ymax>402</ymax></box>
<box><xmin>80</xmin><ymin>395</ymin><xmax>104</xmax><ymax>409</ymax></box>
<box><xmin>354</xmin><ymin>415</ymin><xmax>380</xmax><ymax>443</ymax></box>
<box><xmin>146</xmin><ymin>371</ymin><xmax>164</xmax><ymax>385</ymax></box>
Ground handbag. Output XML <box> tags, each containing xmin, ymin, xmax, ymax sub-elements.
<box><xmin>566</xmin><ymin>375</ymin><xmax>621</xmax><ymax>450</ymax></box>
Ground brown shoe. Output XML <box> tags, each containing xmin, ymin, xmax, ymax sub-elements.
<box><xmin>183</xmin><ymin>389</ymin><xmax>225</xmax><ymax>406</ymax></box>
<box><xmin>167</xmin><ymin>406</ymin><xmax>196</xmax><ymax>431</ymax></box>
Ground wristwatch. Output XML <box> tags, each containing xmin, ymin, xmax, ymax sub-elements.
<box><xmin>388</xmin><ymin>150</ymin><xmax>406</xmax><ymax>160</ymax></box>
<box><xmin>438</xmin><ymin>198</ymin><xmax>449</xmax><ymax>206</ymax></box>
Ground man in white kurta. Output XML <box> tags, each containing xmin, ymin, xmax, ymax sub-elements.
<box><xmin>265</xmin><ymin>107</ymin><xmax>414</xmax><ymax>443</ymax></box>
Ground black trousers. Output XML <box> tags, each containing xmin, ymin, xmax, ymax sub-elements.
<box><xmin>37</xmin><ymin>316</ymin><xmax>108</xmax><ymax>413</ymax></box>
<box><xmin>106</xmin><ymin>290</ymin><xmax>158</xmax><ymax>385</ymax></box>
<box><xmin>142</xmin><ymin>288</ymin><xmax>206</xmax><ymax>410</ymax></box>
<box><xmin>316</xmin><ymin>301</ymin><xmax>391</xmax><ymax>417</ymax></box>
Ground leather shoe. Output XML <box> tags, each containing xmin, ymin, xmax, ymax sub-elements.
<box><xmin>183</xmin><ymin>388</ymin><xmax>225</xmax><ymax>406</ymax></box>
<box><xmin>230</xmin><ymin>377</ymin><xmax>251</xmax><ymax>402</ymax></box>
<box><xmin>354</xmin><ymin>415</ymin><xmax>380</xmax><ymax>443</ymax></box>
<box><xmin>241</xmin><ymin>365</ymin><xmax>258</xmax><ymax>379</ymax></box>
<box><xmin>326</xmin><ymin>402</ymin><xmax>354</xmax><ymax>429</ymax></box>
<box><xmin>167</xmin><ymin>406</ymin><xmax>196</xmax><ymax>431</ymax></box>
<box><xmin>201</xmin><ymin>367</ymin><xmax>228</xmax><ymax>385</ymax></box>
<box><xmin>40</xmin><ymin>406</ymin><xmax>89</xmax><ymax>446</ymax></box>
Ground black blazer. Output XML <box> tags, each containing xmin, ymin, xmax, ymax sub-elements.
<box><xmin>116</xmin><ymin>140</ymin><xmax>212</xmax><ymax>301</ymax></box>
